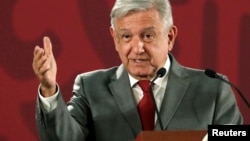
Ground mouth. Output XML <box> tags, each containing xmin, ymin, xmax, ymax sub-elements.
<box><xmin>135</xmin><ymin>59</ymin><xmax>144</xmax><ymax>63</ymax></box>
<box><xmin>133</xmin><ymin>59</ymin><xmax>149</xmax><ymax>64</ymax></box>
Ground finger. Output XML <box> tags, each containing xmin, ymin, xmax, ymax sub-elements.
<box><xmin>38</xmin><ymin>55</ymin><xmax>49</xmax><ymax>69</ymax></box>
<box><xmin>33</xmin><ymin>46</ymin><xmax>42</xmax><ymax>65</ymax></box>
<box><xmin>33</xmin><ymin>46</ymin><xmax>45</xmax><ymax>68</ymax></box>
<box><xmin>43</xmin><ymin>36</ymin><xmax>53</xmax><ymax>57</ymax></box>
<box><xmin>33</xmin><ymin>46</ymin><xmax>44</xmax><ymax>60</ymax></box>
<box><xmin>39</xmin><ymin>63</ymin><xmax>50</xmax><ymax>75</ymax></box>
<box><xmin>33</xmin><ymin>56</ymin><xmax>49</xmax><ymax>76</ymax></box>
<box><xmin>33</xmin><ymin>46</ymin><xmax>50</xmax><ymax>73</ymax></box>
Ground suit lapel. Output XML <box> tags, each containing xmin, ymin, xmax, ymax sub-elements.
<box><xmin>108</xmin><ymin>66</ymin><xmax>142</xmax><ymax>135</ymax></box>
<box><xmin>155</xmin><ymin>54</ymin><xmax>190</xmax><ymax>130</ymax></box>
<box><xmin>157</xmin><ymin>73</ymin><xmax>190</xmax><ymax>129</ymax></box>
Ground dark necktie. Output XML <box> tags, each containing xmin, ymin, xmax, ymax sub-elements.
<box><xmin>137</xmin><ymin>80</ymin><xmax>155</xmax><ymax>130</ymax></box>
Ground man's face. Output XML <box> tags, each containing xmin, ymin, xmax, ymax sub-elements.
<box><xmin>110</xmin><ymin>9</ymin><xmax>177</xmax><ymax>80</ymax></box>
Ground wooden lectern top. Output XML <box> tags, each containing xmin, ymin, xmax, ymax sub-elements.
<box><xmin>135</xmin><ymin>130</ymin><xmax>207</xmax><ymax>141</ymax></box>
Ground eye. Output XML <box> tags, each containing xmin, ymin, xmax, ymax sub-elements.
<box><xmin>121</xmin><ymin>34</ymin><xmax>132</xmax><ymax>42</ymax></box>
<box><xmin>142</xmin><ymin>33</ymin><xmax>154</xmax><ymax>42</ymax></box>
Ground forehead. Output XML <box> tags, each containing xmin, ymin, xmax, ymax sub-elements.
<box><xmin>115</xmin><ymin>9</ymin><xmax>163</xmax><ymax>32</ymax></box>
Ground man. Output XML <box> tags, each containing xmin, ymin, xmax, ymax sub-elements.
<box><xmin>32</xmin><ymin>0</ymin><xmax>243</xmax><ymax>141</ymax></box>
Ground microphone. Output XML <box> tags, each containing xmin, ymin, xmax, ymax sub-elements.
<box><xmin>150</xmin><ymin>67</ymin><xmax>166</xmax><ymax>130</ymax></box>
<box><xmin>204</xmin><ymin>68</ymin><xmax>250</xmax><ymax>108</ymax></box>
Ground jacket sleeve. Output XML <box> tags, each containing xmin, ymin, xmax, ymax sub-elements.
<box><xmin>212</xmin><ymin>75</ymin><xmax>243</xmax><ymax>125</ymax></box>
<box><xmin>35</xmin><ymin>91</ymin><xmax>87</xmax><ymax>141</ymax></box>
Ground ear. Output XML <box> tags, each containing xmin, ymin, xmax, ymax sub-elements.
<box><xmin>110</xmin><ymin>26</ymin><xmax>115</xmax><ymax>38</ymax></box>
<box><xmin>167</xmin><ymin>25</ymin><xmax>178</xmax><ymax>51</ymax></box>
<box><xmin>110</xmin><ymin>26</ymin><xmax>119</xmax><ymax>51</ymax></box>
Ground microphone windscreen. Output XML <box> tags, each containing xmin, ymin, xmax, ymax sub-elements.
<box><xmin>204</xmin><ymin>69</ymin><xmax>217</xmax><ymax>78</ymax></box>
<box><xmin>157</xmin><ymin>68</ymin><xmax>166</xmax><ymax>77</ymax></box>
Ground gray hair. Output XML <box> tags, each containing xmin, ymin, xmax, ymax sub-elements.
<box><xmin>110</xmin><ymin>0</ymin><xmax>173</xmax><ymax>31</ymax></box>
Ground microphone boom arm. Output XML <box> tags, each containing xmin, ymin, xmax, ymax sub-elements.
<box><xmin>205</xmin><ymin>69</ymin><xmax>250</xmax><ymax>108</ymax></box>
<box><xmin>216</xmin><ymin>75</ymin><xmax>250</xmax><ymax>108</ymax></box>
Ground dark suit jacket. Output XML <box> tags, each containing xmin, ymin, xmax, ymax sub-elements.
<box><xmin>36</xmin><ymin>54</ymin><xmax>243</xmax><ymax>141</ymax></box>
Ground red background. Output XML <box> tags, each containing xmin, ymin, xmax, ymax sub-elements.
<box><xmin>0</xmin><ymin>0</ymin><xmax>249</xmax><ymax>140</ymax></box>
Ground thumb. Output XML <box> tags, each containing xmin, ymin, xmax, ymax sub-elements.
<box><xmin>43</xmin><ymin>36</ymin><xmax>53</xmax><ymax>56</ymax></box>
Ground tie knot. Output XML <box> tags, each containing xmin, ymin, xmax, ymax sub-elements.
<box><xmin>138</xmin><ymin>80</ymin><xmax>151</xmax><ymax>92</ymax></box>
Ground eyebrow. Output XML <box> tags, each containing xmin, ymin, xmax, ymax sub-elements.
<box><xmin>143</xmin><ymin>26</ymin><xmax>155</xmax><ymax>31</ymax></box>
<box><xmin>118</xmin><ymin>26</ymin><xmax>156</xmax><ymax>33</ymax></box>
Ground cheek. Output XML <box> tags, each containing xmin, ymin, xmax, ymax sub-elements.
<box><xmin>116</xmin><ymin>44</ymin><xmax>131</xmax><ymax>58</ymax></box>
<box><xmin>150</xmin><ymin>44</ymin><xmax>168</xmax><ymax>61</ymax></box>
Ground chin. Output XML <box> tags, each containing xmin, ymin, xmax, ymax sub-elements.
<box><xmin>130</xmin><ymin>69</ymin><xmax>152</xmax><ymax>78</ymax></box>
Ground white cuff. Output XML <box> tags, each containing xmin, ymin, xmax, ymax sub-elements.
<box><xmin>38</xmin><ymin>84</ymin><xmax>59</xmax><ymax>112</ymax></box>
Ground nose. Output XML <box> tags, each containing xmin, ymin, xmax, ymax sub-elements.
<box><xmin>131</xmin><ymin>37</ymin><xmax>145</xmax><ymax>54</ymax></box>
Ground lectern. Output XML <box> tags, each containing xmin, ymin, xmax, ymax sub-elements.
<box><xmin>135</xmin><ymin>130</ymin><xmax>207</xmax><ymax>141</ymax></box>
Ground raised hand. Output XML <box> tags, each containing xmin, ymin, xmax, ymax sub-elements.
<box><xmin>32</xmin><ymin>36</ymin><xmax>57</xmax><ymax>97</ymax></box>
